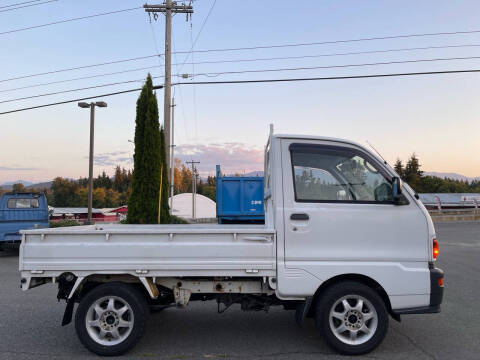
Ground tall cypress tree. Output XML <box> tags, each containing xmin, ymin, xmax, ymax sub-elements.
<box><xmin>127</xmin><ymin>74</ymin><xmax>169</xmax><ymax>223</ymax></box>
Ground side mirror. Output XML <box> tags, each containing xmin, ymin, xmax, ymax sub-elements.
<box><xmin>392</xmin><ymin>177</ymin><xmax>404</xmax><ymax>205</ymax></box>
<box><xmin>392</xmin><ymin>177</ymin><xmax>402</xmax><ymax>197</ymax></box>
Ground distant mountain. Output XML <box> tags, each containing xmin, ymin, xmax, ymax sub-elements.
<box><xmin>244</xmin><ymin>170</ymin><xmax>264</xmax><ymax>177</ymax></box>
<box><xmin>0</xmin><ymin>180</ymin><xmax>52</xmax><ymax>190</ymax></box>
<box><xmin>0</xmin><ymin>180</ymin><xmax>33</xmax><ymax>187</ymax></box>
<box><xmin>424</xmin><ymin>172</ymin><xmax>480</xmax><ymax>182</ymax></box>
<box><xmin>26</xmin><ymin>181</ymin><xmax>52</xmax><ymax>190</ymax></box>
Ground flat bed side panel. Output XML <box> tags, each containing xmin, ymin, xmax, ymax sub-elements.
<box><xmin>21</xmin><ymin>229</ymin><xmax>276</xmax><ymax>275</ymax></box>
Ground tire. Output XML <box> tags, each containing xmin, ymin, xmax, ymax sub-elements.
<box><xmin>75</xmin><ymin>282</ymin><xmax>148</xmax><ymax>356</ymax></box>
<box><xmin>315</xmin><ymin>281</ymin><xmax>388</xmax><ymax>355</ymax></box>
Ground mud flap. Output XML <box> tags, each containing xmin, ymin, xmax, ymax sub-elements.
<box><xmin>295</xmin><ymin>296</ymin><xmax>313</xmax><ymax>327</ymax></box>
<box><xmin>61</xmin><ymin>297</ymin><xmax>75</xmax><ymax>326</ymax></box>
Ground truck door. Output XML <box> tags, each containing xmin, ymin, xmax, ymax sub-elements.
<box><xmin>276</xmin><ymin>139</ymin><xmax>429</xmax><ymax>298</ymax></box>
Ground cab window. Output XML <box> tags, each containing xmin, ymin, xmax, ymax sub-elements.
<box><xmin>290</xmin><ymin>144</ymin><xmax>393</xmax><ymax>203</ymax></box>
<box><xmin>7</xmin><ymin>198</ymin><xmax>40</xmax><ymax>208</ymax></box>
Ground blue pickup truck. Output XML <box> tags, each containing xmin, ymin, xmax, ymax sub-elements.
<box><xmin>0</xmin><ymin>192</ymin><xmax>49</xmax><ymax>247</ymax></box>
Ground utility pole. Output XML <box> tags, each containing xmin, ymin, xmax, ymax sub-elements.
<box><xmin>186</xmin><ymin>160</ymin><xmax>200</xmax><ymax>220</ymax></box>
<box><xmin>170</xmin><ymin>97</ymin><xmax>176</xmax><ymax>215</ymax></box>
<box><xmin>144</xmin><ymin>2</ymin><xmax>193</xmax><ymax>183</ymax></box>
<box><xmin>194</xmin><ymin>168</ymin><xmax>199</xmax><ymax>219</ymax></box>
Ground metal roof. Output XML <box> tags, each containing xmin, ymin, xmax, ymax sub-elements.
<box><xmin>419</xmin><ymin>193</ymin><xmax>480</xmax><ymax>205</ymax></box>
<box><xmin>51</xmin><ymin>207</ymin><xmax>104</xmax><ymax>215</ymax></box>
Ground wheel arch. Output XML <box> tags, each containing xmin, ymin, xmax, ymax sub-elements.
<box><xmin>59</xmin><ymin>274</ymin><xmax>154</xmax><ymax>327</ymax></box>
<box><xmin>58</xmin><ymin>273</ymin><xmax>154</xmax><ymax>301</ymax></box>
<box><xmin>307</xmin><ymin>273</ymin><xmax>395</xmax><ymax>319</ymax></box>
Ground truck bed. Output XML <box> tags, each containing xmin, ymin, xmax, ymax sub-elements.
<box><xmin>20</xmin><ymin>224</ymin><xmax>276</xmax><ymax>278</ymax></box>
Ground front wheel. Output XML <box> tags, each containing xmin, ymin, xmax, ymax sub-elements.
<box><xmin>315</xmin><ymin>281</ymin><xmax>388</xmax><ymax>355</ymax></box>
<box><xmin>75</xmin><ymin>282</ymin><xmax>148</xmax><ymax>356</ymax></box>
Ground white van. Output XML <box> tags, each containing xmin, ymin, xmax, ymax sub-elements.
<box><xmin>19</xmin><ymin>128</ymin><xmax>444</xmax><ymax>356</ymax></box>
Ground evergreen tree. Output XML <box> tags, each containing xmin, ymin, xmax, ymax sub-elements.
<box><xmin>393</xmin><ymin>158</ymin><xmax>404</xmax><ymax>178</ymax></box>
<box><xmin>127</xmin><ymin>74</ymin><xmax>168</xmax><ymax>223</ymax></box>
<box><xmin>113</xmin><ymin>166</ymin><xmax>124</xmax><ymax>192</ymax></box>
<box><xmin>404</xmin><ymin>153</ymin><xmax>423</xmax><ymax>192</ymax></box>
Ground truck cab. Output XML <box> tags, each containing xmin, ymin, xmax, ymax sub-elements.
<box><xmin>266</xmin><ymin>134</ymin><xmax>441</xmax><ymax>311</ymax></box>
<box><xmin>0</xmin><ymin>192</ymin><xmax>49</xmax><ymax>244</ymax></box>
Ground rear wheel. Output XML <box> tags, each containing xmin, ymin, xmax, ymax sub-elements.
<box><xmin>75</xmin><ymin>282</ymin><xmax>148</xmax><ymax>356</ymax></box>
<box><xmin>315</xmin><ymin>281</ymin><xmax>388</xmax><ymax>355</ymax></box>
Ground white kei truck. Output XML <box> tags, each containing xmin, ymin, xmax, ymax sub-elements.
<box><xmin>19</xmin><ymin>128</ymin><xmax>444</xmax><ymax>356</ymax></box>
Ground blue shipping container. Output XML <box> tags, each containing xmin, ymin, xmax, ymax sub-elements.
<box><xmin>216</xmin><ymin>165</ymin><xmax>265</xmax><ymax>224</ymax></box>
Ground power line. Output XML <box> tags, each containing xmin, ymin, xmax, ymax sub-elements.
<box><xmin>3</xmin><ymin>45</ymin><xmax>480</xmax><ymax>93</ymax></box>
<box><xmin>147</xmin><ymin>13</ymin><xmax>163</xmax><ymax>63</ymax></box>
<box><xmin>0</xmin><ymin>65</ymin><xmax>158</xmax><ymax>93</ymax></box>
<box><xmin>178</xmin><ymin>0</ymin><xmax>217</xmax><ymax>72</ymax></box>
<box><xmin>2</xmin><ymin>69</ymin><xmax>480</xmax><ymax>116</ymax></box>
<box><xmin>172</xmin><ymin>30</ymin><xmax>190</xmax><ymax>141</ymax></box>
<box><xmin>172</xmin><ymin>69</ymin><xmax>480</xmax><ymax>86</ymax></box>
<box><xmin>0</xmin><ymin>0</ymin><xmax>57</xmax><ymax>13</ymax></box>
<box><xmin>0</xmin><ymin>85</ymin><xmax>163</xmax><ymax>115</ymax></box>
<box><xmin>173</xmin><ymin>44</ymin><xmax>480</xmax><ymax>65</ymax></box>
<box><xmin>191</xmin><ymin>55</ymin><xmax>480</xmax><ymax>78</ymax></box>
<box><xmin>0</xmin><ymin>78</ymin><xmax>146</xmax><ymax>104</ymax></box>
<box><xmin>0</xmin><ymin>0</ymin><xmax>45</xmax><ymax>9</ymax></box>
<box><xmin>0</xmin><ymin>0</ymin><xmax>58</xmax><ymax>13</ymax></box>
<box><xmin>192</xmin><ymin>29</ymin><xmax>480</xmax><ymax>54</ymax></box>
<box><xmin>189</xmin><ymin>19</ymin><xmax>198</xmax><ymax>138</ymax></box>
<box><xmin>3</xmin><ymin>55</ymin><xmax>480</xmax><ymax>100</ymax></box>
<box><xmin>0</xmin><ymin>54</ymin><xmax>159</xmax><ymax>83</ymax></box>
<box><xmin>0</xmin><ymin>6</ymin><xmax>142</xmax><ymax>36</ymax></box>
<box><xmin>3</xmin><ymin>37</ymin><xmax>480</xmax><ymax>83</ymax></box>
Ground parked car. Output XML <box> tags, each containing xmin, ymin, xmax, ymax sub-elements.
<box><xmin>0</xmin><ymin>192</ymin><xmax>49</xmax><ymax>247</ymax></box>
<box><xmin>19</xmin><ymin>127</ymin><xmax>444</xmax><ymax>356</ymax></box>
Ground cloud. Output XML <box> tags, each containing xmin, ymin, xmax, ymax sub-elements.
<box><xmin>91</xmin><ymin>143</ymin><xmax>264</xmax><ymax>175</ymax></box>
<box><xmin>0</xmin><ymin>166</ymin><xmax>40</xmax><ymax>171</ymax></box>
<box><xmin>175</xmin><ymin>142</ymin><xmax>263</xmax><ymax>175</ymax></box>
<box><xmin>89</xmin><ymin>151</ymin><xmax>133</xmax><ymax>167</ymax></box>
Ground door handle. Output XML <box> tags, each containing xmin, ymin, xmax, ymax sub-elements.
<box><xmin>244</xmin><ymin>236</ymin><xmax>272</xmax><ymax>242</ymax></box>
<box><xmin>290</xmin><ymin>213</ymin><xmax>309</xmax><ymax>221</ymax></box>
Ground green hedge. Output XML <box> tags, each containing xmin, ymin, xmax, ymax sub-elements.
<box><xmin>49</xmin><ymin>220</ymin><xmax>81</xmax><ymax>228</ymax></box>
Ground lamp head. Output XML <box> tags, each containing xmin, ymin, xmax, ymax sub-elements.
<box><xmin>78</xmin><ymin>102</ymin><xmax>90</xmax><ymax>108</ymax></box>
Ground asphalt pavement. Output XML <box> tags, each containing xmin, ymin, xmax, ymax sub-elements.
<box><xmin>0</xmin><ymin>221</ymin><xmax>479</xmax><ymax>359</ymax></box>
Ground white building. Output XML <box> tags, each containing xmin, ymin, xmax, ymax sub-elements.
<box><xmin>169</xmin><ymin>193</ymin><xmax>216</xmax><ymax>221</ymax></box>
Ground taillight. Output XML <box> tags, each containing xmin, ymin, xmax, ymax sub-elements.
<box><xmin>433</xmin><ymin>238</ymin><xmax>439</xmax><ymax>260</ymax></box>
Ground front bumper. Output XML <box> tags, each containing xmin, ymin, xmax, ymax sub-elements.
<box><xmin>394</xmin><ymin>263</ymin><xmax>444</xmax><ymax>315</ymax></box>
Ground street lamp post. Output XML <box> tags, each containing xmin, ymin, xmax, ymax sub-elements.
<box><xmin>78</xmin><ymin>101</ymin><xmax>107</xmax><ymax>225</ymax></box>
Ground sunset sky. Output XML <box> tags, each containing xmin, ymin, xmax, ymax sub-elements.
<box><xmin>1</xmin><ymin>0</ymin><xmax>479</xmax><ymax>183</ymax></box>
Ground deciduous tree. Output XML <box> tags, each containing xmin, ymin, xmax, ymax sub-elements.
<box><xmin>12</xmin><ymin>183</ymin><xmax>25</xmax><ymax>193</ymax></box>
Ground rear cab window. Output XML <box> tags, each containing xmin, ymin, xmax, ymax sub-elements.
<box><xmin>290</xmin><ymin>143</ymin><xmax>394</xmax><ymax>203</ymax></box>
<box><xmin>7</xmin><ymin>198</ymin><xmax>40</xmax><ymax>209</ymax></box>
